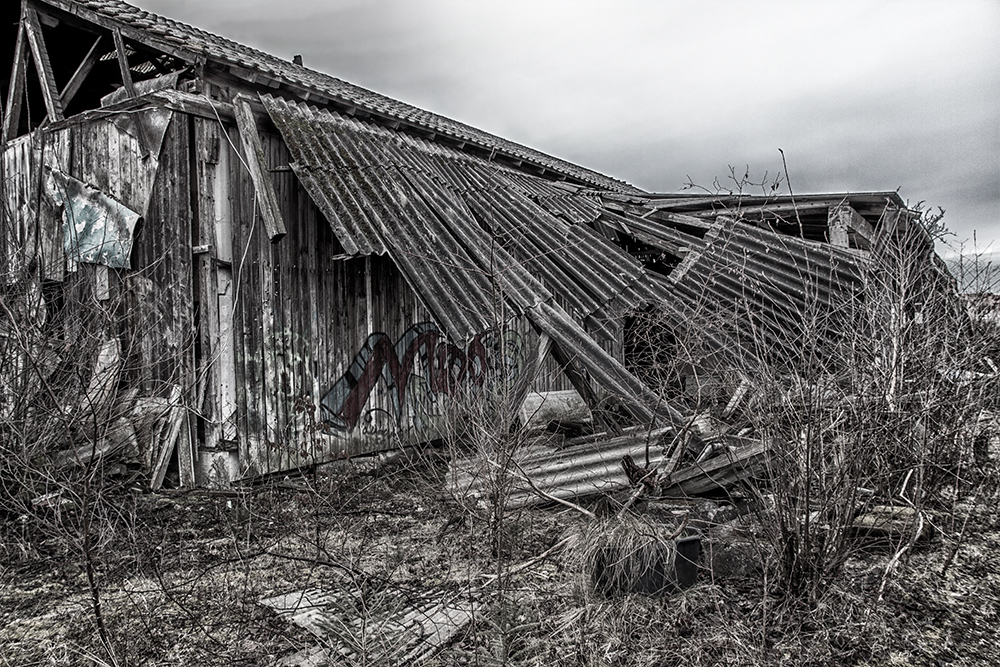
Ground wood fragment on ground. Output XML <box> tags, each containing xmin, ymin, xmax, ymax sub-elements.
<box><xmin>261</xmin><ymin>587</ymin><xmax>474</xmax><ymax>666</ymax></box>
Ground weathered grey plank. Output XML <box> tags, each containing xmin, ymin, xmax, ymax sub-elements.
<box><xmin>2</xmin><ymin>23</ymin><xmax>28</xmax><ymax>141</ymax></box>
<box><xmin>60</xmin><ymin>34</ymin><xmax>102</xmax><ymax>109</ymax></box>
<box><xmin>23</xmin><ymin>7</ymin><xmax>64</xmax><ymax>122</ymax></box>
<box><xmin>234</xmin><ymin>95</ymin><xmax>286</xmax><ymax>243</ymax></box>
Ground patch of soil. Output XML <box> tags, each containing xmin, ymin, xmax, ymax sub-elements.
<box><xmin>2</xmin><ymin>457</ymin><xmax>999</xmax><ymax>666</ymax></box>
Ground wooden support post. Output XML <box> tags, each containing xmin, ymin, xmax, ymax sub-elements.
<box><xmin>112</xmin><ymin>28</ymin><xmax>137</xmax><ymax>98</ymax></box>
<box><xmin>60</xmin><ymin>34</ymin><xmax>103</xmax><ymax>109</ymax></box>
<box><xmin>195</xmin><ymin>121</ymin><xmax>221</xmax><ymax>456</ymax></box>
<box><xmin>112</xmin><ymin>28</ymin><xmax>150</xmax><ymax>157</ymax></box>
<box><xmin>828</xmin><ymin>204</ymin><xmax>874</xmax><ymax>250</ymax></box>
<box><xmin>212</xmin><ymin>128</ymin><xmax>238</xmax><ymax>445</ymax></box>
<box><xmin>549</xmin><ymin>337</ymin><xmax>619</xmax><ymax>434</ymax></box>
<box><xmin>2</xmin><ymin>23</ymin><xmax>28</xmax><ymax>141</ymax></box>
<box><xmin>23</xmin><ymin>6</ymin><xmax>64</xmax><ymax>122</ymax></box>
<box><xmin>233</xmin><ymin>94</ymin><xmax>287</xmax><ymax>243</ymax></box>
<box><xmin>509</xmin><ymin>330</ymin><xmax>552</xmax><ymax>424</ymax></box>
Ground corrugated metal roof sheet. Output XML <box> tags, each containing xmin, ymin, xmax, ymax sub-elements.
<box><xmin>449</xmin><ymin>426</ymin><xmax>768</xmax><ymax>509</ymax></box>
<box><xmin>262</xmin><ymin>95</ymin><xmax>655</xmax><ymax>341</ymax></box>
<box><xmin>265</xmin><ymin>96</ymin><xmax>536</xmax><ymax>338</ymax></box>
<box><xmin>607</xmin><ymin>211</ymin><xmax>871</xmax><ymax>365</ymax></box>
<box><xmin>42</xmin><ymin>0</ymin><xmax>640</xmax><ymax>193</ymax></box>
<box><xmin>262</xmin><ymin>96</ymin><xmax>692</xmax><ymax>428</ymax></box>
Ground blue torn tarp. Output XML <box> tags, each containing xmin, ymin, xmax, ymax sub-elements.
<box><xmin>46</xmin><ymin>169</ymin><xmax>141</xmax><ymax>269</ymax></box>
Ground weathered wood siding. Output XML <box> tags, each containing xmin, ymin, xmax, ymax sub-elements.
<box><xmin>188</xmin><ymin>115</ymin><xmax>584</xmax><ymax>477</ymax></box>
<box><xmin>1</xmin><ymin>114</ymin><xmax>194</xmax><ymax>392</ymax></box>
<box><xmin>1</xmin><ymin>106</ymin><xmax>622</xmax><ymax>483</ymax></box>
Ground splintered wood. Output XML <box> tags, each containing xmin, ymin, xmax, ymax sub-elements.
<box><xmin>261</xmin><ymin>588</ymin><xmax>474</xmax><ymax>666</ymax></box>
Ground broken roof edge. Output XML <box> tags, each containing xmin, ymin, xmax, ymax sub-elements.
<box><xmin>635</xmin><ymin>190</ymin><xmax>909</xmax><ymax>211</ymax></box>
<box><xmin>35</xmin><ymin>0</ymin><xmax>645</xmax><ymax>195</ymax></box>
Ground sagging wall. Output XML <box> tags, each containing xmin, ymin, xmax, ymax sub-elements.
<box><xmin>1</xmin><ymin>108</ymin><xmax>198</xmax><ymax>482</ymax></box>
<box><xmin>193</xmin><ymin>115</ymin><xmax>586</xmax><ymax>480</ymax></box>
<box><xmin>1</xmin><ymin>103</ymin><xmax>622</xmax><ymax>485</ymax></box>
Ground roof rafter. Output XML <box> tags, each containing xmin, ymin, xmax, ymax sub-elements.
<box><xmin>2</xmin><ymin>22</ymin><xmax>29</xmax><ymax>141</ymax></box>
<box><xmin>23</xmin><ymin>3</ymin><xmax>65</xmax><ymax>122</ymax></box>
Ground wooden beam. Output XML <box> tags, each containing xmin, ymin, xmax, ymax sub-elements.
<box><xmin>2</xmin><ymin>23</ymin><xmax>28</xmax><ymax>141</ymax></box>
<box><xmin>31</xmin><ymin>0</ymin><xmax>202</xmax><ymax>66</ymax></box>
<box><xmin>113</xmin><ymin>28</ymin><xmax>138</xmax><ymax>98</ymax></box>
<box><xmin>59</xmin><ymin>34</ymin><xmax>102</xmax><ymax>108</ymax></box>
<box><xmin>112</xmin><ymin>28</ymin><xmax>150</xmax><ymax>158</ymax></box>
<box><xmin>688</xmin><ymin>200</ymin><xmax>843</xmax><ymax>220</ymax></box>
<box><xmin>828</xmin><ymin>204</ymin><xmax>874</xmax><ymax>250</ymax></box>
<box><xmin>549</xmin><ymin>337</ymin><xmax>619</xmax><ymax>434</ymax></box>
<box><xmin>23</xmin><ymin>6</ymin><xmax>65</xmax><ymax>122</ymax></box>
<box><xmin>233</xmin><ymin>94</ymin><xmax>287</xmax><ymax>243</ymax></box>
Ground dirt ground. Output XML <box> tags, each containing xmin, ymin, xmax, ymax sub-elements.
<box><xmin>2</xmin><ymin>453</ymin><xmax>999</xmax><ymax>667</ymax></box>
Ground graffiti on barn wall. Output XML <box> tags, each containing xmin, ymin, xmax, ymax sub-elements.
<box><xmin>320</xmin><ymin>322</ymin><xmax>523</xmax><ymax>433</ymax></box>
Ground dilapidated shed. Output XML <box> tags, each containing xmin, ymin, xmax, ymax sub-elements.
<box><xmin>1</xmin><ymin>0</ymin><xmax>946</xmax><ymax>489</ymax></box>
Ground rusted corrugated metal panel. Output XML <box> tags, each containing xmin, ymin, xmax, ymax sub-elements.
<box><xmin>612</xmin><ymin>212</ymin><xmax>870</xmax><ymax>365</ymax></box>
<box><xmin>450</xmin><ymin>426</ymin><xmax>676</xmax><ymax>509</ymax></box>
<box><xmin>450</xmin><ymin>426</ymin><xmax>768</xmax><ymax>509</ymax></box>
<box><xmin>418</xmin><ymin>156</ymin><xmax>649</xmax><ymax>324</ymax></box>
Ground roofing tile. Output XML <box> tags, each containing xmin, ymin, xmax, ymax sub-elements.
<box><xmin>44</xmin><ymin>0</ymin><xmax>635</xmax><ymax>191</ymax></box>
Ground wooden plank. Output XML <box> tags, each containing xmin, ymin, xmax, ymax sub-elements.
<box><xmin>176</xmin><ymin>408</ymin><xmax>196</xmax><ymax>488</ymax></box>
<box><xmin>59</xmin><ymin>34</ymin><xmax>103</xmax><ymax>109</ymax></box>
<box><xmin>690</xmin><ymin>200</ymin><xmax>843</xmax><ymax>220</ymax></box>
<box><xmin>828</xmin><ymin>204</ymin><xmax>874</xmax><ymax>250</ymax></box>
<box><xmin>217</xmin><ymin>267</ymin><xmax>238</xmax><ymax>443</ymax></box>
<box><xmin>95</xmin><ymin>264</ymin><xmax>110</xmax><ymax>300</ymax></box>
<box><xmin>213</xmin><ymin>131</ymin><xmax>239</xmax><ymax>446</ymax></box>
<box><xmin>194</xmin><ymin>119</ymin><xmax>222</xmax><ymax>454</ymax></box>
<box><xmin>261</xmin><ymin>588</ymin><xmax>474</xmax><ymax>666</ymax></box>
<box><xmin>228</xmin><ymin>133</ymin><xmax>253</xmax><ymax>471</ymax></box>
<box><xmin>233</xmin><ymin>94</ymin><xmax>287</xmax><ymax>243</ymax></box>
<box><xmin>23</xmin><ymin>6</ymin><xmax>64</xmax><ymax>122</ymax></box>
<box><xmin>112</xmin><ymin>28</ymin><xmax>150</xmax><ymax>158</ymax></box>
<box><xmin>3</xmin><ymin>23</ymin><xmax>28</xmax><ymax>141</ymax></box>
<box><xmin>112</xmin><ymin>27</ymin><xmax>138</xmax><ymax>99</ymax></box>
<box><xmin>150</xmin><ymin>385</ymin><xmax>182</xmax><ymax>489</ymax></box>
<box><xmin>39</xmin><ymin>129</ymin><xmax>69</xmax><ymax>280</ymax></box>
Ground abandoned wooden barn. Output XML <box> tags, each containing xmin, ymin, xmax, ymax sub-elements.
<box><xmin>1</xmin><ymin>0</ymin><xmax>946</xmax><ymax>489</ymax></box>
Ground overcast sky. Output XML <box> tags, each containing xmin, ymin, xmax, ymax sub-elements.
<box><xmin>132</xmin><ymin>0</ymin><xmax>1000</xmax><ymax>256</ymax></box>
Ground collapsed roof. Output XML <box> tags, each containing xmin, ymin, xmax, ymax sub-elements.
<box><xmin>1</xmin><ymin>0</ymin><xmax>955</xmax><ymax>489</ymax></box>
